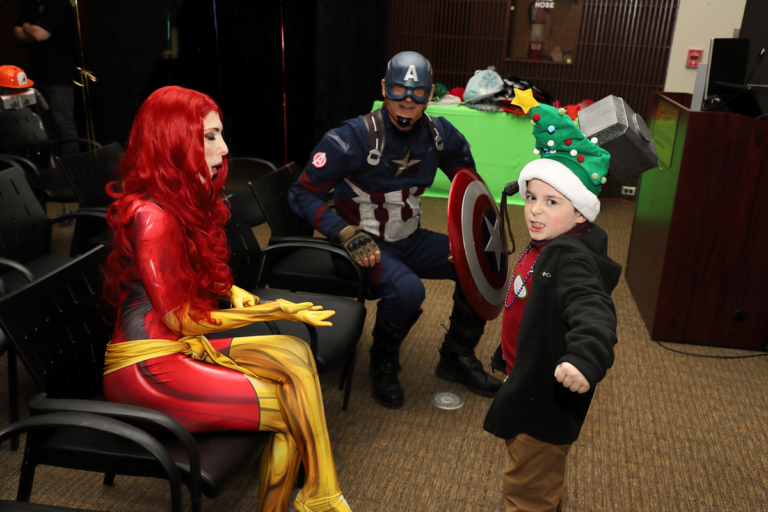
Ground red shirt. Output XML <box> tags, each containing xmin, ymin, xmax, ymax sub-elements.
<box><xmin>500</xmin><ymin>244</ymin><xmax>542</xmax><ymax>374</ymax></box>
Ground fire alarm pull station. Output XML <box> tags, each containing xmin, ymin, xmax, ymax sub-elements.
<box><xmin>686</xmin><ymin>49</ymin><xmax>702</xmax><ymax>68</ymax></box>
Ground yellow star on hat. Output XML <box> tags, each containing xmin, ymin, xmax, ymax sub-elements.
<box><xmin>511</xmin><ymin>88</ymin><xmax>540</xmax><ymax>114</ymax></box>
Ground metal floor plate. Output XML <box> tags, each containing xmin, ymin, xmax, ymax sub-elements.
<box><xmin>430</xmin><ymin>391</ymin><xmax>465</xmax><ymax>410</ymax></box>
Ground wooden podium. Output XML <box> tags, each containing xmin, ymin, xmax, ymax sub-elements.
<box><xmin>626</xmin><ymin>92</ymin><xmax>768</xmax><ymax>350</ymax></box>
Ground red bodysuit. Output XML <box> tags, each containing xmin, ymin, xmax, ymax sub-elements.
<box><xmin>102</xmin><ymin>200</ymin><xmax>348</xmax><ymax>512</ymax></box>
<box><xmin>103</xmin><ymin>200</ymin><xmax>270</xmax><ymax>431</ymax></box>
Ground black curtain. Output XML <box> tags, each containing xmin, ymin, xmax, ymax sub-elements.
<box><xmin>77</xmin><ymin>0</ymin><xmax>387</xmax><ymax>166</ymax></box>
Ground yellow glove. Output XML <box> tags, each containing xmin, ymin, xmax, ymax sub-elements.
<box><xmin>228</xmin><ymin>285</ymin><xmax>259</xmax><ymax>308</ymax></box>
<box><xmin>270</xmin><ymin>299</ymin><xmax>336</xmax><ymax>327</ymax></box>
<box><xmin>165</xmin><ymin>299</ymin><xmax>334</xmax><ymax>335</ymax></box>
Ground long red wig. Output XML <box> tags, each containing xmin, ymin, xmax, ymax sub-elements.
<box><xmin>104</xmin><ymin>86</ymin><xmax>232</xmax><ymax>324</ymax></box>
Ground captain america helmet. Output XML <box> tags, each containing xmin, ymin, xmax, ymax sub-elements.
<box><xmin>384</xmin><ymin>51</ymin><xmax>433</xmax><ymax>105</ymax></box>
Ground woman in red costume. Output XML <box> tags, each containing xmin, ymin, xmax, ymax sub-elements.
<box><xmin>102</xmin><ymin>85</ymin><xmax>351</xmax><ymax>512</ymax></box>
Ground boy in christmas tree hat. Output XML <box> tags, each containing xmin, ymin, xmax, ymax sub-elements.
<box><xmin>484</xmin><ymin>89</ymin><xmax>623</xmax><ymax>512</ymax></box>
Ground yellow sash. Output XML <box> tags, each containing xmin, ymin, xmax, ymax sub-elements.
<box><xmin>103</xmin><ymin>336</ymin><xmax>257</xmax><ymax>379</ymax></box>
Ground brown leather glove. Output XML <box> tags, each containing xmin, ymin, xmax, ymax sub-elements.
<box><xmin>338</xmin><ymin>225</ymin><xmax>379</xmax><ymax>264</ymax></box>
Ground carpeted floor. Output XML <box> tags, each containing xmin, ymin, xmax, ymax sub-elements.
<box><xmin>1</xmin><ymin>196</ymin><xmax>767</xmax><ymax>511</ymax></box>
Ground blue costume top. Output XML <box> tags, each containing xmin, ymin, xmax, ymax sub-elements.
<box><xmin>289</xmin><ymin>107</ymin><xmax>474</xmax><ymax>242</ymax></box>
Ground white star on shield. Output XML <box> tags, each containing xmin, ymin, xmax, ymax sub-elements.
<box><xmin>483</xmin><ymin>213</ymin><xmax>504</xmax><ymax>273</ymax></box>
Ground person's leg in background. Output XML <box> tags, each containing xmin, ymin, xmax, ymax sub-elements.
<box><xmin>41</xmin><ymin>83</ymin><xmax>79</xmax><ymax>155</ymax></box>
<box><xmin>367</xmin><ymin>248</ymin><xmax>425</xmax><ymax>408</ymax></box>
<box><xmin>395</xmin><ymin>229</ymin><xmax>502</xmax><ymax>396</ymax></box>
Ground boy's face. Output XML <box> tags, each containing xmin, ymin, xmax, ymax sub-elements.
<box><xmin>524</xmin><ymin>179</ymin><xmax>587</xmax><ymax>242</ymax></box>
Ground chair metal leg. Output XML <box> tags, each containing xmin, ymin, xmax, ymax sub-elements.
<box><xmin>16</xmin><ymin>442</ymin><xmax>37</xmax><ymax>501</ymax></box>
<box><xmin>338</xmin><ymin>363</ymin><xmax>348</xmax><ymax>392</ymax></box>
<box><xmin>339</xmin><ymin>348</ymin><xmax>356</xmax><ymax>412</ymax></box>
<box><xmin>191</xmin><ymin>495</ymin><xmax>202</xmax><ymax>512</ymax></box>
<box><xmin>7</xmin><ymin>346</ymin><xmax>20</xmax><ymax>450</ymax></box>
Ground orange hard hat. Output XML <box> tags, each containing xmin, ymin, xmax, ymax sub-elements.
<box><xmin>0</xmin><ymin>65</ymin><xmax>34</xmax><ymax>89</ymax></box>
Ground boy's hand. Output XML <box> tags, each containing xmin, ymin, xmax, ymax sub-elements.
<box><xmin>554</xmin><ymin>363</ymin><xmax>590</xmax><ymax>394</ymax></box>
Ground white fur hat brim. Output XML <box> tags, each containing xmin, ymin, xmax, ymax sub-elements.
<box><xmin>518</xmin><ymin>158</ymin><xmax>600</xmax><ymax>222</ymax></box>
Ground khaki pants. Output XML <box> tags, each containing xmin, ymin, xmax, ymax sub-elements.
<box><xmin>503</xmin><ymin>434</ymin><xmax>572</xmax><ymax>512</ymax></box>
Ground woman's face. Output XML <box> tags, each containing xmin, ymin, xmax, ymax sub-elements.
<box><xmin>202</xmin><ymin>111</ymin><xmax>228</xmax><ymax>180</ymax></box>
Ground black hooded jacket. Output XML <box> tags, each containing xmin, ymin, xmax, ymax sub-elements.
<box><xmin>484</xmin><ymin>223</ymin><xmax>622</xmax><ymax>445</ymax></box>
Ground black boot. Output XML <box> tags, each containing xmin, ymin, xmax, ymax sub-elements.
<box><xmin>435</xmin><ymin>285</ymin><xmax>502</xmax><ymax>397</ymax></box>
<box><xmin>370</xmin><ymin>308</ymin><xmax>422</xmax><ymax>408</ymax></box>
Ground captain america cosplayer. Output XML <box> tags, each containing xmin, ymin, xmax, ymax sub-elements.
<box><xmin>289</xmin><ymin>51</ymin><xmax>502</xmax><ymax>408</ymax></box>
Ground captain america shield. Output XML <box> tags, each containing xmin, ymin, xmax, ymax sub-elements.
<box><xmin>447</xmin><ymin>169</ymin><xmax>509</xmax><ymax>320</ymax></box>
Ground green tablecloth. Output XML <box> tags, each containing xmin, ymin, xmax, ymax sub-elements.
<box><xmin>372</xmin><ymin>101</ymin><xmax>536</xmax><ymax>205</ymax></box>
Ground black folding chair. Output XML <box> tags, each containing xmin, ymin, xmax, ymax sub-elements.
<box><xmin>0</xmin><ymin>107</ymin><xmax>100</xmax><ymax>208</ymax></box>
<box><xmin>55</xmin><ymin>142</ymin><xmax>123</xmax><ymax>208</ymax></box>
<box><xmin>0</xmin><ymin>164</ymin><xmax>106</xmax><ymax>447</ymax></box>
<box><xmin>0</xmin><ymin>246</ymin><xmax>269</xmax><ymax>512</ymax></box>
<box><xmin>249</xmin><ymin>163</ymin><xmax>369</xmax><ymax>302</ymax></box>
<box><xmin>224</xmin><ymin>194</ymin><xmax>367</xmax><ymax>411</ymax></box>
<box><xmin>0</xmin><ymin>412</ymin><xmax>184</xmax><ymax>512</ymax></box>
<box><xmin>55</xmin><ymin>142</ymin><xmax>124</xmax><ymax>252</ymax></box>
<box><xmin>225</xmin><ymin>156</ymin><xmax>277</xmax><ymax>227</ymax></box>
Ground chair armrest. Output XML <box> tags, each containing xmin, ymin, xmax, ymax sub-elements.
<box><xmin>50</xmin><ymin>207</ymin><xmax>108</xmax><ymax>225</ymax></box>
<box><xmin>0</xmin><ymin>153</ymin><xmax>41</xmax><ymax>178</ymax></box>
<box><xmin>29</xmin><ymin>393</ymin><xmax>201</xmax><ymax>499</ymax></box>
<box><xmin>267</xmin><ymin>236</ymin><xmax>358</xmax><ymax>269</ymax></box>
<box><xmin>261</xmin><ymin>237</ymin><xmax>366</xmax><ymax>302</ymax></box>
<box><xmin>231</xmin><ymin>156</ymin><xmax>277</xmax><ymax>170</ymax></box>
<box><xmin>0</xmin><ymin>257</ymin><xmax>35</xmax><ymax>297</ymax></box>
<box><xmin>50</xmin><ymin>137</ymin><xmax>103</xmax><ymax>150</ymax></box>
<box><xmin>0</xmin><ymin>258</ymin><xmax>35</xmax><ymax>283</ymax></box>
<box><xmin>0</xmin><ymin>411</ymin><xmax>183</xmax><ymax>511</ymax></box>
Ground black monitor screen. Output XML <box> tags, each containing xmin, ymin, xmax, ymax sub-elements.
<box><xmin>705</xmin><ymin>38</ymin><xmax>750</xmax><ymax>100</ymax></box>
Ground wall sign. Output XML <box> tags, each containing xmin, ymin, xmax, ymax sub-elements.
<box><xmin>505</xmin><ymin>0</ymin><xmax>582</xmax><ymax>63</ymax></box>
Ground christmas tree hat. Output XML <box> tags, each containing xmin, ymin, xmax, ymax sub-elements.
<box><xmin>512</xmin><ymin>89</ymin><xmax>611</xmax><ymax>222</ymax></box>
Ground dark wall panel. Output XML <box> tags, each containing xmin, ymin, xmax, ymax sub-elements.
<box><xmin>386</xmin><ymin>0</ymin><xmax>680</xmax><ymax>120</ymax></box>
<box><xmin>143</xmin><ymin>0</ymin><xmax>388</xmax><ymax>166</ymax></box>
<box><xmin>0</xmin><ymin>0</ymin><xmax>28</xmax><ymax>68</ymax></box>
<box><xmin>78</xmin><ymin>0</ymin><xmax>187</xmax><ymax>146</ymax></box>
<box><xmin>314</xmin><ymin>0</ymin><xmax>389</xmax><ymax>143</ymax></box>
<box><xmin>1</xmin><ymin>0</ymin><xmax>388</xmax><ymax>167</ymax></box>
<box><xmin>739</xmin><ymin>0</ymin><xmax>768</xmax><ymax>112</ymax></box>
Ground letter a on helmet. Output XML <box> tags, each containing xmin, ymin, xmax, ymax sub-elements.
<box><xmin>403</xmin><ymin>65</ymin><xmax>419</xmax><ymax>82</ymax></box>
